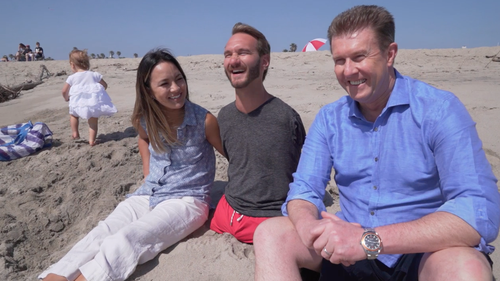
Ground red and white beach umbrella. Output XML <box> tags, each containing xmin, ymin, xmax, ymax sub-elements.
<box><xmin>302</xmin><ymin>38</ymin><xmax>327</xmax><ymax>52</ymax></box>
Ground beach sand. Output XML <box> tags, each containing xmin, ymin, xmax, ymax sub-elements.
<box><xmin>1</xmin><ymin>47</ymin><xmax>499</xmax><ymax>280</ymax></box>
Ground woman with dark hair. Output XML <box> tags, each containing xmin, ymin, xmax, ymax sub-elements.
<box><xmin>15</xmin><ymin>43</ymin><xmax>26</xmax><ymax>61</ymax></box>
<box><xmin>40</xmin><ymin>48</ymin><xmax>224</xmax><ymax>281</ymax></box>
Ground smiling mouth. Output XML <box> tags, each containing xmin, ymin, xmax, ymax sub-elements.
<box><xmin>169</xmin><ymin>94</ymin><xmax>181</xmax><ymax>100</ymax></box>
<box><xmin>231</xmin><ymin>70</ymin><xmax>244</xmax><ymax>74</ymax></box>
<box><xmin>349</xmin><ymin>79</ymin><xmax>367</xmax><ymax>86</ymax></box>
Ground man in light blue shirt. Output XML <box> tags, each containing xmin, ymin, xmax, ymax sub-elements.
<box><xmin>253</xmin><ymin>5</ymin><xmax>500</xmax><ymax>281</ymax></box>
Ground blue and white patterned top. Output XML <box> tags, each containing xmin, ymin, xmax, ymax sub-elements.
<box><xmin>129</xmin><ymin>100</ymin><xmax>215</xmax><ymax>208</ymax></box>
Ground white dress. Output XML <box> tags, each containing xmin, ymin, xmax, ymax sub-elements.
<box><xmin>67</xmin><ymin>71</ymin><xmax>117</xmax><ymax>119</ymax></box>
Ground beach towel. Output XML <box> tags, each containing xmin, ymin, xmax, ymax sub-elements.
<box><xmin>0</xmin><ymin>121</ymin><xmax>53</xmax><ymax>161</ymax></box>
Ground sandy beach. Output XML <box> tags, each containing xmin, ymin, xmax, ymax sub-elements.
<box><xmin>1</xmin><ymin>47</ymin><xmax>499</xmax><ymax>280</ymax></box>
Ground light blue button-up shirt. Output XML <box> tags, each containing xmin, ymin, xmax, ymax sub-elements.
<box><xmin>129</xmin><ymin>101</ymin><xmax>215</xmax><ymax>208</ymax></box>
<box><xmin>283</xmin><ymin>70</ymin><xmax>500</xmax><ymax>267</ymax></box>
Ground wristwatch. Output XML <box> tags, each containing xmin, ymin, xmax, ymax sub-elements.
<box><xmin>360</xmin><ymin>228</ymin><xmax>382</xmax><ymax>260</ymax></box>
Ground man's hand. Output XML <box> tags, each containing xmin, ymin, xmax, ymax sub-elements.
<box><xmin>310</xmin><ymin>211</ymin><xmax>366</xmax><ymax>267</ymax></box>
<box><xmin>294</xmin><ymin>218</ymin><xmax>324</xmax><ymax>249</ymax></box>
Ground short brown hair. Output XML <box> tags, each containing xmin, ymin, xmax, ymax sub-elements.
<box><xmin>69</xmin><ymin>49</ymin><xmax>90</xmax><ymax>70</ymax></box>
<box><xmin>327</xmin><ymin>5</ymin><xmax>395</xmax><ymax>52</ymax></box>
<box><xmin>232</xmin><ymin>22</ymin><xmax>271</xmax><ymax>79</ymax></box>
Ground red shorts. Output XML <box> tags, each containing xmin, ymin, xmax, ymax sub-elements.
<box><xmin>210</xmin><ymin>195</ymin><xmax>269</xmax><ymax>244</ymax></box>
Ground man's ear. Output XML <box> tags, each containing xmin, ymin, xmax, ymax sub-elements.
<box><xmin>387</xmin><ymin>42</ymin><xmax>398</xmax><ymax>66</ymax></box>
<box><xmin>261</xmin><ymin>54</ymin><xmax>270</xmax><ymax>70</ymax></box>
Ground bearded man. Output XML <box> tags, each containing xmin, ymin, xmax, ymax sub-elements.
<box><xmin>210</xmin><ymin>22</ymin><xmax>306</xmax><ymax>244</ymax></box>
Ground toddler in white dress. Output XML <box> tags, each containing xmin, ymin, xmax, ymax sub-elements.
<box><xmin>62</xmin><ymin>49</ymin><xmax>117</xmax><ymax>146</ymax></box>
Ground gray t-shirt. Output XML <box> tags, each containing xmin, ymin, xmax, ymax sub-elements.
<box><xmin>219</xmin><ymin>97</ymin><xmax>306</xmax><ymax>217</ymax></box>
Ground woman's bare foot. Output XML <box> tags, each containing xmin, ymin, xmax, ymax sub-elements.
<box><xmin>43</xmin><ymin>273</ymin><xmax>68</xmax><ymax>281</ymax></box>
<box><xmin>72</xmin><ymin>133</ymin><xmax>80</xmax><ymax>140</ymax></box>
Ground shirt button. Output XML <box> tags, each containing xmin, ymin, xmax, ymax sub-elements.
<box><xmin>373</xmin><ymin>186</ymin><xmax>377</xmax><ymax>190</ymax></box>
<box><xmin>370</xmin><ymin>211</ymin><xmax>375</xmax><ymax>216</ymax></box>
<box><xmin>374</xmin><ymin>157</ymin><xmax>378</xmax><ymax>162</ymax></box>
<box><xmin>374</xmin><ymin>127</ymin><xmax>378</xmax><ymax>132</ymax></box>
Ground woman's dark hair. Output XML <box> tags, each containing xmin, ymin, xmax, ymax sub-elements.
<box><xmin>131</xmin><ymin>48</ymin><xmax>189</xmax><ymax>152</ymax></box>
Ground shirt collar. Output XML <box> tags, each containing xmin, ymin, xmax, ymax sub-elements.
<box><xmin>386</xmin><ymin>69</ymin><xmax>409</xmax><ymax>108</ymax></box>
<box><xmin>348</xmin><ymin>69</ymin><xmax>409</xmax><ymax>119</ymax></box>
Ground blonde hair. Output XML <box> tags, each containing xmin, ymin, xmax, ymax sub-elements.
<box><xmin>131</xmin><ymin>48</ymin><xmax>190</xmax><ymax>153</ymax></box>
<box><xmin>69</xmin><ymin>49</ymin><xmax>90</xmax><ymax>70</ymax></box>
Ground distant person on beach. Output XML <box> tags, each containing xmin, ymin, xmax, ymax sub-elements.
<box><xmin>209</xmin><ymin>22</ymin><xmax>306</xmax><ymax>244</ymax></box>
<box><xmin>35</xmin><ymin>42</ymin><xmax>44</xmax><ymax>60</ymax></box>
<box><xmin>40</xmin><ymin>48</ymin><xmax>224</xmax><ymax>281</ymax></box>
<box><xmin>254</xmin><ymin>5</ymin><xmax>500</xmax><ymax>281</ymax></box>
<box><xmin>24</xmin><ymin>44</ymin><xmax>33</xmax><ymax>61</ymax></box>
<box><xmin>15</xmin><ymin>43</ymin><xmax>26</xmax><ymax>61</ymax></box>
<box><xmin>61</xmin><ymin>49</ymin><xmax>117</xmax><ymax>146</ymax></box>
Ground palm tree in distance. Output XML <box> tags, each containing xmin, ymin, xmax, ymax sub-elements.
<box><xmin>100</xmin><ymin>53</ymin><xmax>105</xmax><ymax>59</ymax></box>
<box><xmin>73</xmin><ymin>47</ymin><xmax>78</xmax><ymax>50</ymax></box>
<box><xmin>109</xmin><ymin>51</ymin><xmax>114</xmax><ymax>58</ymax></box>
<box><xmin>116</xmin><ymin>51</ymin><xmax>121</xmax><ymax>58</ymax></box>
<box><xmin>133</xmin><ymin>53</ymin><xmax>138</xmax><ymax>58</ymax></box>
<box><xmin>289</xmin><ymin>43</ymin><xmax>297</xmax><ymax>52</ymax></box>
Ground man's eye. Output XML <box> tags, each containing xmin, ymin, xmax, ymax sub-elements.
<box><xmin>334</xmin><ymin>59</ymin><xmax>345</xmax><ymax>65</ymax></box>
<box><xmin>353</xmin><ymin>56</ymin><xmax>365</xmax><ymax>62</ymax></box>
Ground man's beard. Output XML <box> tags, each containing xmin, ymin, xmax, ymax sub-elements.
<box><xmin>226</xmin><ymin>59</ymin><xmax>260</xmax><ymax>89</ymax></box>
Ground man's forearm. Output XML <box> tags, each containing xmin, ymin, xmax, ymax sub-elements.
<box><xmin>287</xmin><ymin>199</ymin><xmax>323</xmax><ymax>248</ymax></box>
<box><xmin>377</xmin><ymin>211</ymin><xmax>481</xmax><ymax>255</ymax></box>
<box><xmin>287</xmin><ymin>199</ymin><xmax>319</xmax><ymax>225</ymax></box>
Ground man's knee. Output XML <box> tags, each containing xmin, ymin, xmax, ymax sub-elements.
<box><xmin>255</xmin><ymin>217</ymin><xmax>291</xmax><ymax>241</ymax></box>
<box><xmin>254</xmin><ymin>216</ymin><xmax>298</xmax><ymax>253</ymax></box>
<box><xmin>254</xmin><ymin>216</ymin><xmax>322</xmax><ymax>273</ymax></box>
<box><xmin>254</xmin><ymin>217</ymin><xmax>293</xmax><ymax>258</ymax></box>
<box><xmin>419</xmin><ymin>247</ymin><xmax>492</xmax><ymax>281</ymax></box>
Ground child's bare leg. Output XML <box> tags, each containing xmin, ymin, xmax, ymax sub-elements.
<box><xmin>70</xmin><ymin>115</ymin><xmax>80</xmax><ymax>139</ymax></box>
<box><xmin>88</xmin><ymin>118</ymin><xmax>98</xmax><ymax>146</ymax></box>
<box><xmin>42</xmin><ymin>273</ymin><xmax>68</xmax><ymax>281</ymax></box>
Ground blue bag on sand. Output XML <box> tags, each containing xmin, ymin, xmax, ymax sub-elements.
<box><xmin>0</xmin><ymin>121</ymin><xmax>53</xmax><ymax>161</ymax></box>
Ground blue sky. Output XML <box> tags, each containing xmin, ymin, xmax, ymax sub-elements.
<box><xmin>1</xmin><ymin>0</ymin><xmax>499</xmax><ymax>60</ymax></box>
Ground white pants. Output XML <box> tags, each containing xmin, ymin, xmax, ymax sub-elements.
<box><xmin>38</xmin><ymin>196</ymin><xmax>208</xmax><ymax>281</ymax></box>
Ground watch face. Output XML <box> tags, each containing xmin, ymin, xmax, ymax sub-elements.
<box><xmin>363</xmin><ymin>234</ymin><xmax>380</xmax><ymax>250</ymax></box>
